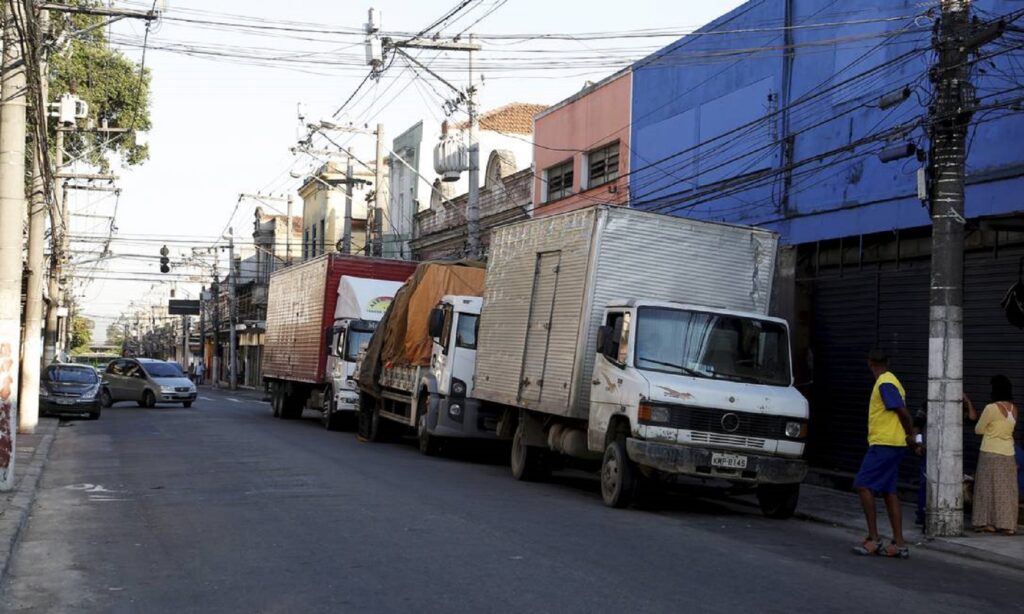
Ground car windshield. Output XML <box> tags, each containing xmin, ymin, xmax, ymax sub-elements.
<box><xmin>45</xmin><ymin>366</ymin><xmax>98</xmax><ymax>384</ymax></box>
<box><xmin>142</xmin><ymin>362</ymin><xmax>184</xmax><ymax>378</ymax></box>
<box><xmin>345</xmin><ymin>330</ymin><xmax>374</xmax><ymax>362</ymax></box>
<box><xmin>634</xmin><ymin>307</ymin><xmax>791</xmax><ymax>387</ymax></box>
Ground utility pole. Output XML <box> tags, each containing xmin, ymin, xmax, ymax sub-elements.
<box><xmin>227</xmin><ymin>230</ymin><xmax>238</xmax><ymax>391</ymax></box>
<box><xmin>925</xmin><ymin>0</ymin><xmax>1006</xmax><ymax>537</ymax></box>
<box><xmin>43</xmin><ymin>128</ymin><xmax>63</xmax><ymax>365</ymax></box>
<box><xmin>466</xmin><ymin>35</ymin><xmax>481</xmax><ymax>260</ymax></box>
<box><xmin>19</xmin><ymin>6</ymin><xmax>51</xmax><ymax>434</ymax></box>
<box><xmin>0</xmin><ymin>0</ymin><xmax>28</xmax><ymax>490</ymax></box>
<box><xmin>286</xmin><ymin>194</ymin><xmax>294</xmax><ymax>264</ymax></box>
<box><xmin>374</xmin><ymin>123</ymin><xmax>385</xmax><ymax>257</ymax></box>
<box><xmin>343</xmin><ymin>155</ymin><xmax>354</xmax><ymax>254</ymax></box>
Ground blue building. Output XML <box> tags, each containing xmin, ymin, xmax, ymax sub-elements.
<box><xmin>628</xmin><ymin>0</ymin><xmax>1024</xmax><ymax>480</ymax></box>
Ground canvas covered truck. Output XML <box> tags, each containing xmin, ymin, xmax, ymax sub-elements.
<box><xmin>471</xmin><ymin>205</ymin><xmax>809</xmax><ymax>517</ymax></box>
<box><xmin>356</xmin><ymin>262</ymin><xmax>503</xmax><ymax>454</ymax></box>
<box><xmin>262</xmin><ymin>254</ymin><xmax>416</xmax><ymax>429</ymax></box>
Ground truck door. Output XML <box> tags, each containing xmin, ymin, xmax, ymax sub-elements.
<box><xmin>518</xmin><ymin>251</ymin><xmax>561</xmax><ymax>404</ymax></box>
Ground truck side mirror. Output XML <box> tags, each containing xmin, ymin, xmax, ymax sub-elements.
<box><xmin>325</xmin><ymin>328</ymin><xmax>334</xmax><ymax>352</ymax></box>
<box><xmin>428</xmin><ymin>308</ymin><xmax>445</xmax><ymax>339</ymax></box>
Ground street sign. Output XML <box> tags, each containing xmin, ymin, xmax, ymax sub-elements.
<box><xmin>168</xmin><ymin>299</ymin><xmax>201</xmax><ymax>315</ymax></box>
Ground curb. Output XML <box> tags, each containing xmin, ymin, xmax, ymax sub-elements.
<box><xmin>0</xmin><ymin>420</ymin><xmax>58</xmax><ymax>582</ymax></box>
<box><xmin>796</xmin><ymin>509</ymin><xmax>1024</xmax><ymax>572</ymax></box>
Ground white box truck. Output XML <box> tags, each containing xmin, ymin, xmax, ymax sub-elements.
<box><xmin>472</xmin><ymin>206</ymin><xmax>809</xmax><ymax>517</ymax></box>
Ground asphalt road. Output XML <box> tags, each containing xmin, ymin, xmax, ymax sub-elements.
<box><xmin>2</xmin><ymin>388</ymin><xmax>1023</xmax><ymax>613</ymax></box>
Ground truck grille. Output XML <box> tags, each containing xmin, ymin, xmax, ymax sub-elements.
<box><xmin>645</xmin><ymin>404</ymin><xmax>788</xmax><ymax>440</ymax></box>
<box><xmin>688</xmin><ymin>431</ymin><xmax>768</xmax><ymax>449</ymax></box>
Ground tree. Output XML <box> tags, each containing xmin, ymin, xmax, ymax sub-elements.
<box><xmin>105</xmin><ymin>322</ymin><xmax>124</xmax><ymax>347</ymax></box>
<box><xmin>70</xmin><ymin>316</ymin><xmax>93</xmax><ymax>355</ymax></box>
<box><xmin>48</xmin><ymin>4</ymin><xmax>152</xmax><ymax>170</ymax></box>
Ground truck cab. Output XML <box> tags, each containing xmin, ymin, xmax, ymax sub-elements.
<box><xmin>589</xmin><ymin>300</ymin><xmax>808</xmax><ymax>516</ymax></box>
<box><xmin>325</xmin><ymin>318</ymin><xmax>378</xmax><ymax>425</ymax></box>
<box><xmin>417</xmin><ymin>295</ymin><xmax>503</xmax><ymax>452</ymax></box>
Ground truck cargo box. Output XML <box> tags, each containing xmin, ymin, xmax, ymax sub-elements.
<box><xmin>262</xmin><ymin>254</ymin><xmax>416</xmax><ymax>385</ymax></box>
<box><xmin>473</xmin><ymin>205</ymin><xmax>778</xmax><ymax>420</ymax></box>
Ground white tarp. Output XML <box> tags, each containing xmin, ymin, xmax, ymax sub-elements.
<box><xmin>335</xmin><ymin>276</ymin><xmax>403</xmax><ymax>322</ymax></box>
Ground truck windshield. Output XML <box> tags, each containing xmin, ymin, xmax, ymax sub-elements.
<box><xmin>345</xmin><ymin>330</ymin><xmax>374</xmax><ymax>362</ymax></box>
<box><xmin>634</xmin><ymin>307</ymin><xmax>791</xmax><ymax>387</ymax></box>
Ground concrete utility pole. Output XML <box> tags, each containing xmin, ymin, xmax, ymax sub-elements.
<box><xmin>286</xmin><ymin>194</ymin><xmax>294</xmax><ymax>264</ymax></box>
<box><xmin>227</xmin><ymin>230</ymin><xmax>238</xmax><ymax>391</ymax></box>
<box><xmin>925</xmin><ymin>0</ymin><xmax>1006</xmax><ymax>537</ymax></box>
<box><xmin>19</xmin><ymin>6</ymin><xmax>51</xmax><ymax>434</ymax></box>
<box><xmin>465</xmin><ymin>35</ymin><xmax>481</xmax><ymax>260</ymax></box>
<box><xmin>374</xmin><ymin>123</ymin><xmax>386</xmax><ymax>257</ymax></box>
<box><xmin>0</xmin><ymin>0</ymin><xmax>28</xmax><ymax>489</ymax></box>
<box><xmin>343</xmin><ymin>155</ymin><xmax>354</xmax><ymax>254</ymax></box>
<box><xmin>43</xmin><ymin>128</ymin><xmax>63</xmax><ymax>365</ymax></box>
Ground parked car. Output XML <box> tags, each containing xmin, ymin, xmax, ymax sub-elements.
<box><xmin>101</xmin><ymin>358</ymin><xmax>197</xmax><ymax>408</ymax></box>
<box><xmin>39</xmin><ymin>364</ymin><xmax>104</xmax><ymax>420</ymax></box>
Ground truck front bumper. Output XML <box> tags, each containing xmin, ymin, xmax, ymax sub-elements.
<box><xmin>432</xmin><ymin>397</ymin><xmax>504</xmax><ymax>440</ymax></box>
<box><xmin>626</xmin><ymin>438</ymin><xmax>807</xmax><ymax>485</ymax></box>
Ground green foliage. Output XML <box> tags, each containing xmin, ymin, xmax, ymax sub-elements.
<box><xmin>48</xmin><ymin>5</ymin><xmax>152</xmax><ymax>170</ymax></box>
<box><xmin>70</xmin><ymin>315</ymin><xmax>94</xmax><ymax>355</ymax></box>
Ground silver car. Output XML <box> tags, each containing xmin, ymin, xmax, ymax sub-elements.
<box><xmin>101</xmin><ymin>358</ymin><xmax>197</xmax><ymax>408</ymax></box>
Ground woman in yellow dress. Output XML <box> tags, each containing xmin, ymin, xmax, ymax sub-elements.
<box><xmin>967</xmin><ymin>375</ymin><xmax>1019</xmax><ymax>534</ymax></box>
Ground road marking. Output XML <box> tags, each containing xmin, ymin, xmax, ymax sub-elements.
<box><xmin>227</xmin><ymin>397</ymin><xmax>241</xmax><ymax>403</ymax></box>
<box><xmin>200</xmin><ymin>396</ymin><xmax>213</xmax><ymax>401</ymax></box>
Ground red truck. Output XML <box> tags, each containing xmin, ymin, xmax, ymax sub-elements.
<box><xmin>262</xmin><ymin>253</ymin><xmax>417</xmax><ymax>428</ymax></box>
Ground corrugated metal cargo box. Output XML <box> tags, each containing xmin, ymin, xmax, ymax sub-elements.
<box><xmin>473</xmin><ymin>205</ymin><xmax>778</xmax><ymax>420</ymax></box>
<box><xmin>262</xmin><ymin>254</ymin><xmax>416</xmax><ymax>385</ymax></box>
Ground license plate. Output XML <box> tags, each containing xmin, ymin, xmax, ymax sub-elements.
<box><xmin>711</xmin><ymin>453</ymin><xmax>748</xmax><ymax>470</ymax></box>
<box><xmin>56</xmin><ymin>399</ymin><xmax>74</xmax><ymax>406</ymax></box>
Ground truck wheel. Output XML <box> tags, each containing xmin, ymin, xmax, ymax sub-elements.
<box><xmin>416</xmin><ymin>397</ymin><xmax>440</xmax><ymax>456</ymax></box>
<box><xmin>510</xmin><ymin>420</ymin><xmax>549</xmax><ymax>482</ymax></box>
<box><xmin>601</xmin><ymin>436</ymin><xmax>637</xmax><ymax>508</ymax></box>
<box><xmin>756</xmin><ymin>483</ymin><xmax>800</xmax><ymax>519</ymax></box>
<box><xmin>322</xmin><ymin>389</ymin><xmax>342</xmax><ymax>431</ymax></box>
<box><xmin>357</xmin><ymin>394</ymin><xmax>383</xmax><ymax>442</ymax></box>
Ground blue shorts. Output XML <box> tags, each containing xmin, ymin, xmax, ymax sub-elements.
<box><xmin>853</xmin><ymin>445</ymin><xmax>906</xmax><ymax>495</ymax></box>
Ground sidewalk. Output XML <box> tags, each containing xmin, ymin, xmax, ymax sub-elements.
<box><xmin>197</xmin><ymin>384</ymin><xmax>270</xmax><ymax>403</ymax></box>
<box><xmin>0</xmin><ymin>418</ymin><xmax>59</xmax><ymax>580</ymax></box>
<box><xmin>793</xmin><ymin>482</ymin><xmax>1024</xmax><ymax>570</ymax></box>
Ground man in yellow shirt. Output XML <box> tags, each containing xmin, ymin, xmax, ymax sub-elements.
<box><xmin>852</xmin><ymin>350</ymin><xmax>920</xmax><ymax>559</ymax></box>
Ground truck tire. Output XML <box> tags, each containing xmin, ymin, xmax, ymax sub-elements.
<box><xmin>357</xmin><ymin>393</ymin><xmax>383</xmax><ymax>442</ymax></box>
<box><xmin>271</xmin><ymin>383</ymin><xmax>282</xmax><ymax>418</ymax></box>
<box><xmin>321</xmin><ymin>388</ymin><xmax>343</xmax><ymax>431</ymax></box>
<box><xmin>416</xmin><ymin>396</ymin><xmax>440</xmax><ymax>456</ymax></box>
<box><xmin>510</xmin><ymin>420</ymin><xmax>549</xmax><ymax>482</ymax></box>
<box><xmin>756</xmin><ymin>483</ymin><xmax>800</xmax><ymax>519</ymax></box>
<box><xmin>600</xmin><ymin>436</ymin><xmax>637</xmax><ymax>508</ymax></box>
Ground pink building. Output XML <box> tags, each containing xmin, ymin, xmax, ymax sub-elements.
<box><xmin>532</xmin><ymin>69</ymin><xmax>632</xmax><ymax>217</ymax></box>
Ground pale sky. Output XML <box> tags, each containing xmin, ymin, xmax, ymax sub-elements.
<box><xmin>76</xmin><ymin>0</ymin><xmax>747</xmax><ymax>341</ymax></box>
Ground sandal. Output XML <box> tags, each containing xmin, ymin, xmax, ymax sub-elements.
<box><xmin>853</xmin><ymin>538</ymin><xmax>881</xmax><ymax>556</ymax></box>
<box><xmin>878</xmin><ymin>541</ymin><xmax>910</xmax><ymax>559</ymax></box>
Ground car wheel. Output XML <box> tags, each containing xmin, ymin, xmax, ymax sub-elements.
<box><xmin>141</xmin><ymin>390</ymin><xmax>156</xmax><ymax>408</ymax></box>
<box><xmin>100</xmin><ymin>389</ymin><xmax>113</xmax><ymax>408</ymax></box>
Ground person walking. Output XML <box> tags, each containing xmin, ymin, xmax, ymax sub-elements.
<box><xmin>967</xmin><ymin>375</ymin><xmax>1019</xmax><ymax>535</ymax></box>
<box><xmin>195</xmin><ymin>360</ymin><xmax>205</xmax><ymax>386</ymax></box>
<box><xmin>853</xmin><ymin>350</ymin><xmax>920</xmax><ymax>559</ymax></box>
<box><xmin>187</xmin><ymin>361</ymin><xmax>196</xmax><ymax>383</ymax></box>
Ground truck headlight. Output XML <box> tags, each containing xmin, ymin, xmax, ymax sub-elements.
<box><xmin>639</xmin><ymin>403</ymin><xmax>670</xmax><ymax>424</ymax></box>
<box><xmin>451</xmin><ymin>379</ymin><xmax>467</xmax><ymax>397</ymax></box>
<box><xmin>785</xmin><ymin>421</ymin><xmax>808</xmax><ymax>439</ymax></box>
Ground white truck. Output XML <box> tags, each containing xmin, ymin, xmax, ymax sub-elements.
<box><xmin>357</xmin><ymin>264</ymin><xmax>503</xmax><ymax>454</ymax></box>
<box><xmin>471</xmin><ymin>206</ymin><xmax>809</xmax><ymax>517</ymax></box>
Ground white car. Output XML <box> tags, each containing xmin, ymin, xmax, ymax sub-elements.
<box><xmin>101</xmin><ymin>358</ymin><xmax>197</xmax><ymax>408</ymax></box>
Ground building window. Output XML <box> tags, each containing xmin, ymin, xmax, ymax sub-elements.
<box><xmin>311</xmin><ymin>224</ymin><xmax>318</xmax><ymax>257</ymax></box>
<box><xmin>320</xmin><ymin>219</ymin><xmax>326</xmax><ymax>254</ymax></box>
<box><xmin>544</xmin><ymin>159</ymin><xmax>574</xmax><ymax>203</ymax></box>
<box><xmin>585</xmin><ymin>141</ymin><xmax>619</xmax><ymax>190</ymax></box>
<box><xmin>303</xmin><ymin>229</ymin><xmax>309</xmax><ymax>260</ymax></box>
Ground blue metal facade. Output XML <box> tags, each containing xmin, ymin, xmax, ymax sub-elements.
<box><xmin>629</xmin><ymin>0</ymin><xmax>1024</xmax><ymax>245</ymax></box>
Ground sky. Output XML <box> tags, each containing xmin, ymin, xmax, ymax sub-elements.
<box><xmin>75</xmin><ymin>0</ymin><xmax>747</xmax><ymax>342</ymax></box>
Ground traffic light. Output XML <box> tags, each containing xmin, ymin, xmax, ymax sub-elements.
<box><xmin>160</xmin><ymin>245</ymin><xmax>170</xmax><ymax>273</ymax></box>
